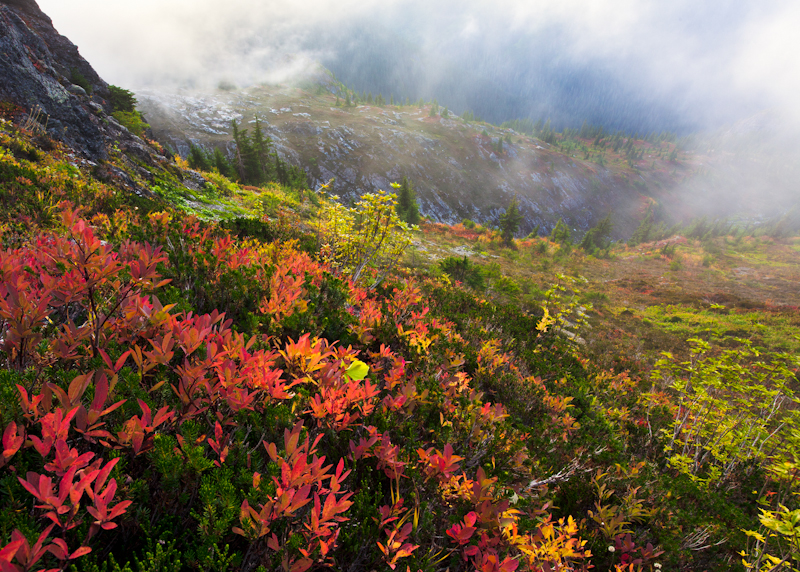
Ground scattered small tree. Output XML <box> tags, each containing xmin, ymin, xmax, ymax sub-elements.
<box><xmin>628</xmin><ymin>210</ymin><xmax>655</xmax><ymax>246</ymax></box>
<box><xmin>550</xmin><ymin>218</ymin><xmax>572</xmax><ymax>245</ymax></box>
<box><xmin>214</xmin><ymin>148</ymin><xmax>235</xmax><ymax>179</ymax></box>
<box><xmin>580</xmin><ymin>214</ymin><xmax>613</xmax><ymax>255</ymax></box>
<box><xmin>395</xmin><ymin>177</ymin><xmax>420</xmax><ymax>225</ymax></box>
<box><xmin>231</xmin><ymin>117</ymin><xmax>307</xmax><ymax>189</ymax></box>
<box><xmin>108</xmin><ymin>85</ymin><xmax>136</xmax><ymax>113</ymax></box>
<box><xmin>188</xmin><ymin>144</ymin><xmax>212</xmax><ymax>172</ymax></box>
<box><xmin>499</xmin><ymin>195</ymin><xmax>523</xmax><ymax>248</ymax></box>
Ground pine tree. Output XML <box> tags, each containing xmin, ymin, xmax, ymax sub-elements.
<box><xmin>499</xmin><ymin>195</ymin><xmax>523</xmax><ymax>247</ymax></box>
<box><xmin>579</xmin><ymin>214</ymin><xmax>613</xmax><ymax>254</ymax></box>
<box><xmin>252</xmin><ymin>116</ymin><xmax>273</xmax><ymax>183</ymax></box>
<box><xmin>628</xmin><ymin>210</ymin><xmax>654</xmax><ymax>246</ymax></box>
<box><xmin>188</xmin><ymin>144</ymin><xmax>211</xmax><ymax>172</ymax></box>
<box><xmin>231</xmin><ymin>117</ymin><xmax>284</xmax><ymax>186</ymax></box>
<box><xmin>669</xmin><ymin>147</ymin><xmax>678</xmax><ymax>162</ymax></box>
<box><xmin>231</xmin><ymin>119</ymin><xmax>247</xmax><ymax>182</ymax></box>
<box><xmin>550</xmin><ymin>218</ymin><xmax>572</xmax><ymax>244</ymax></box>
<box><xmin>213</xmin><ymin>148</ymin><xmax>234</xmax><ymax>179</ymax></box>
<box><xmin>441</xmin><ymin>106</ymin><xmax>449</xmax><ymax>119</ymax></box>
<box><xmin>345</xmin><ymin>93</ymin><xmax>352</xmax><ymax>107</ymax></box>
<box><xmin>395</xmin><ymin>177</ymin><xmax>420</xmax><ymax>225</ymax></box>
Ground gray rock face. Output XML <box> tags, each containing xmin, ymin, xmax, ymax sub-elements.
<box><xmin>0</xmin><ymin>0</ymin><xmax>176</xmax><ymax>198</ymax></box>
<box><xmin>3</xmin><ymin>0</ymin><xmax>41</xmax><ymax>15</ymax></box>
<box><xmin>0</xmin><ymin>0</ymin><xmax>116</xmax><ymax>159</ymax></box>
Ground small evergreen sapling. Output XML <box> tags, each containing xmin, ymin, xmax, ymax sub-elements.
<box><xmin>499</xmin><ymin>195</ymin><xmax>523</xmax><ymax>247</ymax></box>
<box><xmin>550</xmin><ymin>218</ymin><xmax>572</xmax><ymax>245</ymax></box>
<box><xmin>394</xmin><ymin>177</ymin><xmax>420</xmax><ymax>225</ymax></box>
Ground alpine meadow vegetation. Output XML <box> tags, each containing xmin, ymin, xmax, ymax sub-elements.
<box><xmin>1</xmin><ymin>107</ymin><xmax>799</xmax><ymax>572</ymax></box>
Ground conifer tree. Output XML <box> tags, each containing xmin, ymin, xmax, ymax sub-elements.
<box><xmin>550</xmin><ymin>218</ymin><xmax>572</xmax><ymax>244</ymax></box>
<box><xmin>213</xmin><ymin>148</ymin><xmax>234</xmax><ymax>179</ymax></box>
<box><xmin>395</xmin><ymin>177</ymin><xmax>420</xmax><ymax>225</ymax></box>
<box><xmin>231</xmin><ymin>119</ymin><xmax>247</xmax><ymax>181</ymax></box>
<box><xmin>499</xmin><ymin>195</ymin><xmax>523</xmax><ymax>247</ymax></box>
<box><xmin>188</xmin><ymin>144</ymin><xmax>211</xmax><ymax>172</ymax></box>
<box><xmin>252</xmin><ymin>116</ymin><xmax>273</xmax><ymax>183</ymax></box>
<box><xmin>628</xmin><ymin>210</ymin><xmax>654</xmax><ymax>246</ymax></box>
<box><xmin>579</xmin><ymin>214</ymin><xmax>613</xmax><ymax>254</ymax></box>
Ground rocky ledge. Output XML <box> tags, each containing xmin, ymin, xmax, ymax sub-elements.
<box><xmin>0</xmin><ymin>0</ymin><xmax>161</xmax><ymax>165</ymax></box>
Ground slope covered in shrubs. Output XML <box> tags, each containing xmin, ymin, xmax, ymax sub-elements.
<box><xmin>1</xmin><ymin>115</ymin><xmax>799</xmax><ymax>572</ymax></box>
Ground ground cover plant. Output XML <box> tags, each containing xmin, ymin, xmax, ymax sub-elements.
<box><xmin>1</xmin><ymin>114</ymin><xmax>799</xmax><ymax>572</ymax></box>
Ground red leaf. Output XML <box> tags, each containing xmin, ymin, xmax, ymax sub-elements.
<box><xmin>0</xmin><ymin>538</ymin><xmax>23</xmax><ymax>563</ymax></box>
<box><xmin>69</xmin><ymin>546</ymin><xmax>92</xmax><ymax>559</ymax></box>
<box><xmin>1</xmin><ymin>422</ymin><xmax>24</xmax><ymax>466</ymax></box>
<box><xmin>47</xmin><ymin>538</ymin><xmax>68</xmax><ymax>560</ymax></box>
<box><xmin>67</xmin><ymin>374</ymin><xmax>92</xmax><ymax>405</ymax></box>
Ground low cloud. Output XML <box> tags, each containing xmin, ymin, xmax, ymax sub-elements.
<box><xmin>37</xmin><ymin>0</ymin><xmax>800</xmax><ymax>130</ymax></box>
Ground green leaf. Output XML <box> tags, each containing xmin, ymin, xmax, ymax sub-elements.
<box><xmin>344</xmin><ymin>360</ymin><xmax>369</xmax><ymax>381</ymax></box>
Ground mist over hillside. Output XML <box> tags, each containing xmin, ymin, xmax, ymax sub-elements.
<box><xmin>36</xmin><ymin>0</ymin><xmax>800</xmax><ymax>135</ymax></box>
<box><xmin>33</xmin><ymin>0</ymin><xmax>800</xmax><ymax>226</ymax></box>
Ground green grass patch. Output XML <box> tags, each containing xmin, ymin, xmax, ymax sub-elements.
<box><xmin>641</xmin><ymin>304</ymin><xmax>800</xmax><ymax>352</ymax></box>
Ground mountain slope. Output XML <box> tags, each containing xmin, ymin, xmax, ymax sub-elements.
<box><xmin>2</xmin><ymin>4</ymin><xmax>800</xmax><ymax>572</ymax></box>
<box><xmin>137</xmin><ymin>84</ymin><xmax>698</xmax><ymax>236</ymax></box>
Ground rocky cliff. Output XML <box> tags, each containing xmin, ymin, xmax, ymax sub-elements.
<box><xmin>0</xmin><ymin>0</ymin><xmax>161</xmax><ymax>166</ymax></box>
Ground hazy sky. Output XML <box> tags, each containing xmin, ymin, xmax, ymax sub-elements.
<box><xmin>37</xmin><ymin>0</ymin><xmax>800</xmax><ymax>129</ymax></box>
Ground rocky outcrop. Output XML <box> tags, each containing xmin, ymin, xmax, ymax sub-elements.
<box><xmin>0</xmin><ymin>0</ymin><xmax>149</xmax><ymax>162</ymax></box>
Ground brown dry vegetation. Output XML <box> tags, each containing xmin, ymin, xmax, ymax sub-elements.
<box><xmin>411</xmin><ymin>224</ymin><xmax>800</xmax><ymax>374</ymax></box>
